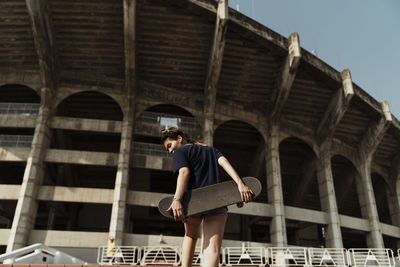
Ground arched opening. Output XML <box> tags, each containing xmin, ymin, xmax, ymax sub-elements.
<box><xmin>0</xmin><ymin>85</ymin><xmax>39</xmax><ymax>235</ymax></box>
<box><xmin>279</xmin><ymin>137</ymin><xmax>322</xmax><ymax>247</ymax></box>
<box><xmin>331</xmin><ymin>155</ymin><xmax>366</xmax><ymax>248</ymax></box>
<box><xmin>128</xmin><ymin>104</ymin><xmax>199</xmax><ymax>238</ymax></box>
<box><xmin>214</xmin><ymin>120</ymin><xmax>267</xmax><ymax>243</ymax></box>
<box><xmin>56</xmin><ymin>91</ymin><xmax>123</xmax><ymax>120</ymax></box>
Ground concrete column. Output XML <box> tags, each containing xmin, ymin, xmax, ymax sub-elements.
<box><xmin>387</xmin><ymin>177</ymin><xmax>400</xmax><ymax>248</ymax></box>
<box><xmin>109</xmin><ymin>100</ymin><xmax>134</xmax><ymax>245</ymax></box>
<box><xmin>316</xmin><ymin>149</ymin><xmax>343</xmax><ymax>248</ymax></box>
<box><xmin>356</xmin><ymin>160</ymin><xmax>384</xmax><ymax>247</ymax></box>
<box><xmin>265</xmin><ymin>126</ymin><xmax>287</xmax><ymax>246</ymax></box>
<box><xmin>7</xmin><ymin>87</ymin><xmax>53</xmax><ymax>252</ymax></box>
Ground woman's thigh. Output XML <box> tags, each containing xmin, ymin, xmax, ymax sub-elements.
<box><xmin>202</xmin><ymin>215</ymin><xmax>227</xmax><ymax>248</ymax></box>
<box><xmin>184</xmin><ymin>217</ymin><xmax>202</xmax><ymax>238</ymax></box>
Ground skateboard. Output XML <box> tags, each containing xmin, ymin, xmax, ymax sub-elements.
<box><xmin>158</xmin><ymin>176</ymin><xmax>262</xmax><ymax>219</ymax></box>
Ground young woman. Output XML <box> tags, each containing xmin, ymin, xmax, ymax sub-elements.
<box><xmin>161</xmin><ymin>127</ymin><xmax>253</xmax><ymax>267</ymax></box>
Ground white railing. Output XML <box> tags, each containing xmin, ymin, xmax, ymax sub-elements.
<box><xmin>308</xmin><ymin>248</ymin><xmax>348</xmax><ymax>267</ymax></box>
<box><xmin>0</xmin><ymin>135</ymin><xmax>33</xmax><ymax>147</ymax></box>
<box><xmin>0</xmin><ymin>102</ymin><xmax>39</xmax><ymax>115</ymax></box>
<box><xmin>97</xmin><ymin>246</ymin><xmax>140</xmax><ymax>265</ymax></box>
<box><xmin>138</xmin><ymin>111</ymin><xmax>199</xmax><ymax>130</ymax></box>
<box><xmin>224</xmin><ymin>245</ymin><xmax>266</xmax><ymax>266</ymax></box>
<box><xmin>97</xmin><ymin>246</ymin><xmax>400</xmax><ymax>266</ymax></box>
<box><xmin>268</xmin><ymin>247</ymin><xmax>308</xmax><ymax>267</ymax></box>
<box><xmin>140</xmin><ymin>246</ymin><xmax>181</xmax><ymax>266</ymax></box>
<box><xmin>348</xmin><ymin>249</ymin><xmax>395</xmax><ymax>267</ymax></box>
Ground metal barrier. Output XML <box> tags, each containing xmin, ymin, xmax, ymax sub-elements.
<box><xmin>97</xmin><ymin>246</ymin><xmax>140</xmax><ymax>265</ymax></box>
<box><xmin>348</xmin><ymin>249</ymin><xmax>395</xmax><ymax>267</ymax></box>
<box><xmin>132</xmin><ymin>141</ymin><xmax>171</xmax><ymax>157</ymax></box>
<box><xmin>140</xmin><ymin>246</ymin><xmax>181</xmax><ymax>266</ymax></box>
<box><xmin>224</xmin><ymin>245</ymin><xmax>266</xmax><ymax>266</ymax></box>
<box><xmin>268</xmin><ymin>247</ymin><xmax>308</xmax><ymax>267</ymax></box>
<box><xmin>0</xmin><ymin>135</ymin><xmax>33</xmax><ymax>147</ymax></box>
<box><xmin>138</xmin><ymin>111</ymin><xmax>199</xmax><ymax>130</ymax></box>
<box><xmin>308</xmin><ymin>248</ymin><xmax>348</xmax><ymax>267</ymax></box>
<box><xmin>192</xmin><ymin>246</ymin><xmax>202</xmax><ymax>266</ymax></box>
<box><xmin>0</xmin><ymin>102</ymin><xmax>39</xmax><ymax>115</ymax></box>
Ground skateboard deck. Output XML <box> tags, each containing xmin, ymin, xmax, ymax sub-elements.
<box><xmin>158</xmin><ymin>176</ymin><xmax>262</xmax><ymax>219</ymax></box>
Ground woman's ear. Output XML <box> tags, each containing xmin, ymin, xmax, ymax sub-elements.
<box><xmin>177</xmin><ymin>135</ymin><xmax>183</xmax><ymax>143</ymax></box>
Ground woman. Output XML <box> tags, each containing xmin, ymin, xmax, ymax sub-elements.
<box><xmin>161</xmin><ymin>127</ymin><xmax>253</xmax><ymax>267</ymax></box>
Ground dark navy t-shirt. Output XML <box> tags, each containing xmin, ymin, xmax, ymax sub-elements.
<box><xmin>173</xmin><ymin>143</ymin><xmax>223</xmax><ymax>191</ymax></box>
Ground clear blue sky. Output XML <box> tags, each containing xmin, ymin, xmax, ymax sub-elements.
<box><xmin>229</xmin><ymin>0</ymin><xmax>400</xmax><ymax>119</ymax></box>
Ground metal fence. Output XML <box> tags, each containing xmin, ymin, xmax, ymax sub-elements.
<box><xmin>132</xmin><ymin>141</ymin><xmax>171</xmax><ymax>157</ymax></box>
<box><xmin>140</xmin><ymin>246</ymin><xmax>181</xmax><ymax>266</ymax></box>
<box><xmin>97</xmin><ymin>246</ymin><xmax>400</xmax><ymax>266</ymax></box>
<box><xmin>138</xmin><ymin>111</ymin><xmax>199</xmax><ymax>130</ymax></box>
<box><xmin>0</xmin><ymin>135</ymin><xmax>33</xmax><ymax>147</ymax></box>
<box><xmin>0</xmin><ymin>102</ymin><xmax>39</xmax><ymax>115</ymax></box>
<box><xmin>348</xmin><ymin>249</ymin><xmax>395</xmax><ymax>267</ymax></box>
<box><xmin>97</xmin><ymin>246</ymin><xmax>140</xmax><ymax>265</ymax></box>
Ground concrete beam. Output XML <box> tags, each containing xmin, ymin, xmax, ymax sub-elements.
<box><xmin>203</xmin><ymin>0</ymin><xmax>229</xmax><ymax>145</ymax></box>
<box><xmin>25</xmin><ymin>0</ymin><xmax>57</xmax><ymax>89</ymax></box>
<box><xmin>269</xmin><ymin>32</ymin><xmax>301</xmax><ymax>122</ymax></box>
<box><xmin>124</xmin><ymin>0</ymin><xmax>136</xmax><ymax>94</ymax></box>
<box><xmin>0</xmin><ymin>115</ymin><xmax>37</xmax><ymax>128</ymax></box>
<box><xmin>359</xmin><ymin>101</ymin><xmax>392</xmax><ymax>162</ymax></box>
<box><xmin>50</xmin><ymin>117</ymin><xmax>122</xmax><ymax>133</ymax></box>
<box><xmin>45</xmin><ymin>149</ymin><xmax>119</xmax><ymax>166</ymax></box>
<box><xmin>317</xmin><ymin>69</ymin><xmax>354</xmax><ymax>142</ymax></box>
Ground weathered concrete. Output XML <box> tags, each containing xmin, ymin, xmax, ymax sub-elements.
<box><xmin>203</xmin><ymin>0</ymin><xmax>228</xmax><ymax>146</ymax></box>
<box><xmin>45</xmin><ymin>149</ymin><xmax>119</xmax><ymax>166</ymax></box>
<box><xmin>7</xmin><ymin>87</ymin><xmax>53</xmax><ymax>252</ymax></box>
<box><xmin>0</xmin><ymin>147</ymin><xmax>30</xmax><ymax>162</ymax></box>
<box><xmin>269</xmin><ymin>32</ymin><xmax>301</xmax><ymax>121</ymax></box>
<box><xmin>316</xmin><ymin>150</ymin><xmax>343</xmax><ymax>248</ymax></box>
<box><xmin>356</xmin><ymin>160</ymin><xmax>384</xmax><ymax>248</ymax></box>
<box><xmin>317</xmin><ymin>69</ymin><xmax>354</xmax><ymax>143</ymax></box>
<box><xmin>0</xmin><ymin>114</ymin><xmax>37</xmax><ymax>128</ymax></box>
<box><xmin>50</xmin><ymin>117</ymin><xmax>122</xmax><ymax>133</ymax></box>
<box><xmin>265</xmin><ymin>126</ymin><xmax>287</xmax><ymax>246</ymax></box>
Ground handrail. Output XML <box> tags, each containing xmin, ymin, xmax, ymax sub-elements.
<box><xmin>0</xmin><ymin>135</ymin><xmax>33</xmax><ymax>147</ymax></box>
<box><xmin>0</xmin><ymin>102</ymin><xmax>39</xmax><ymax>115</ymax></box>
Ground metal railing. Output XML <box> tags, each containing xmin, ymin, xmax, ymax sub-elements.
<box><xmin>308</xmin><ymin>248</ymin><xmax>347</xmax><ymax>267</ymax></box>
<box><xmin>97</xmin><ymin>246</ymin><xmax>140</xmax><ymax>265</ymax></box>
<box><xmin>0</xmin><ymin>135</ymin><xmax>33</xmax><ymax>147</ymax></box>
<box><xmin>140</xmin><ymin>246</ymin><xmax>181</xmax><ymax>266</ymax></box>
<box><xmin>268</xmin><ymin>247</ymin><xmax>308</xmax><ymax>267</ymax></box>
<box><xmin>348</xmin><ymin>249</ymin><xmax>395</xmax><ymax>267</ymax></box>
<box><xmin>96</xmin><ymin>246</ymin><xmax>400</xmax><ymax>266</ymax></box>
<box><xmin>138</xmin><ymin>111</ymin><xmax>199</xmax><ymax>130</ymax></box>
<box><xmin>224</xmin><ymin>245</ymin><xmax>266</xmax><ymax>266</ymax></box>
<box><xmin>0</xmin><ymin>102</ymin><xmax>39</xmax><ymax>115</ymax></box>
<box><xmin>132</xmin><ymin>141</ymin><xmax>171</xmax><ymax>158</ymax></box>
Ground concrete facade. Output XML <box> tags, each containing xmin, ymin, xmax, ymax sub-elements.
<box><xmin>1</xmin><ymin>0</ymin><xmax>400</xmax><ymax>257</ymax></box>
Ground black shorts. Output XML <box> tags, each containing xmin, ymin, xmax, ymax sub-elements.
<box><xmin>191</xmin><ymin>206</ymin><xmax>228</xmax><ymax>218</ymax></box>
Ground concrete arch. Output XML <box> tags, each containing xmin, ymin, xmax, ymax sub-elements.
<box><xmin>54</xmin><ymin>88</ymin><xmax>125</xmax><ymax>112</ymax></box>
<box><xmin>0</xmin><ymin>72</ymin><xmax>41</xmax><ymax>94</ymax></box>
<box><xmin>55</xmin><ymin>90</ymin><xmax>123</xmax><ymax>121</ymax></box>
<box><xmin>214</xmin><ymin>118</ymin><xmax>267</xmax><ymax>144</ymax></box>
<box><xmin>279</xmin><ymin>135</ymin><xmax>319</xmax><ymax>158</ymax></box>
<box><xmin>0</xmin><ymin>84</ymin><xmax>40</xmax><ymax>103</ymax></box>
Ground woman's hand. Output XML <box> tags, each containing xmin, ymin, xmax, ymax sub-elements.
<box><xmin>238</xmin><ymin>182</ymin><xmax>254</xmax><ymax>203</ymax></box>
<box><xmin>167</xmin><ymin>199</ymin><xmax>185</xmax><ymax>221</ymax></box>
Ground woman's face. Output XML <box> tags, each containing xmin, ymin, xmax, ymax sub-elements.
<box><xmin>163</xmin><ymin>136</ymin><xmax>183</xmax><ymax>154</ymax></box>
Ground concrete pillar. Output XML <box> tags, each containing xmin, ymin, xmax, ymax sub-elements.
<box><xmin>265</xmin><ymin>126</ymin><xmax>287</xmax><ymax>246</ymax></box>
<box><xmin>7</xmin><ymin>87</ymin><xmax>53</xmax><ymax>252</ymax></box>
<box><xmin>387</xmin><ymin>177</ymin><xmax>400</xmax><ymax>248</ymax></box>
<box><xmin>316</xmin><ymin>149</ymin><xmax>343</xmax><ymax>248</ymax></box>
<box><xmin>109</xmin><ymin>100</ymin><xmax>134</xmax><ymax>245</ymax></box>
<box><xmin>356</xmin><ymin>160</ymin><xmax>384</xmax><ymax>247</ymax></box>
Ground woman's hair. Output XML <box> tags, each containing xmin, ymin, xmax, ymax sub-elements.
<box><xmin>161</xmin><ymin>126</ymin><xmax>204</xmax><ymax>146</ymax></box>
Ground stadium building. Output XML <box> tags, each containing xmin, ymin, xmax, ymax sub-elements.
<box><xmin>0</xmin><ymin>0</ymin><xmax>399</xmax><ymax>263</ymax></box>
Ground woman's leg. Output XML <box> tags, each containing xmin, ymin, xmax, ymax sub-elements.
<box><xmin>201</xmin><ymin>215</ymin><xmax>227</xmax><ymax>267</ymax></box>
<box><xmin>182</xmin><ymin>217</ymin><xmax>202</xmax><ymax>267</ymax></box>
